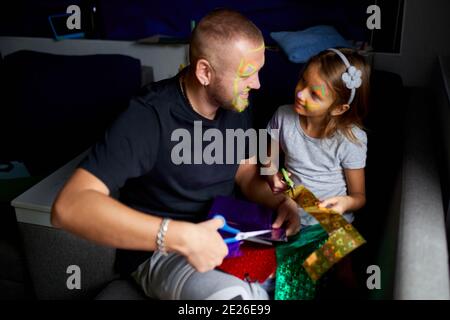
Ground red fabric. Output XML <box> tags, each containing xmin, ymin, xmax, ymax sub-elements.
<box><xmin>217</xmin><ymin>243</ymin><xmax>277</xmax><ymax>283</ymax></box>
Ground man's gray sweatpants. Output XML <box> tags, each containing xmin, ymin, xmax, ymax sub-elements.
<box><xmin>131</xmin><ymin>251</ymin><xmax>269</xmax><ymax>300</ymax></box>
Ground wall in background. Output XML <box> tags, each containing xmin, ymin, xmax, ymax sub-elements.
<box><xmin>369</xmin><ymin>0</ymin><xmax>404</xmax><ymax>53</ymax></box>
<box><xmin>374</xmin><ymin>0</ymin><xmax>450</xmax><ymax>86</ymax></box>
<box><xmin>0</xmin><ymin>37</ymin><xmax>187</xmax><ymax>82</ymax></box>
<box><xmin>2</xmin><ymin>0</ymin><xmax>450</xmax><ymax>87</ymax></box>
<box><xmin>0</xmin><ymin>0</ymin><xmax>372</xmax><ymax>44</ymax></box>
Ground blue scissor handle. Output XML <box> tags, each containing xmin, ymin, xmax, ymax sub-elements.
<box><xmin>213</xmin><ymin>214</ymin><xmax>240</xmax><ymax>235</ymax></box>
<box><xmin>224</xmin><ymin>237</ymin><xmax>239</xmax><ymax>244</ymax></box>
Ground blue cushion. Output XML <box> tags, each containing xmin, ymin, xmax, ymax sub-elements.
<box><xmin>270</xmin><ymin>25</ymin><xmax>352</xmax><ymax>63</ymax></box>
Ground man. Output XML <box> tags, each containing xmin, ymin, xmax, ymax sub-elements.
<box><xmin>52</xmin><ymin>9</ymin><xmax>299</xmax><ymax>300</ymax></box>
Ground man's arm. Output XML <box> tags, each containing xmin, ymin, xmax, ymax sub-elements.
<box><xmin>235</xmin><ymin>157</ymin><xmax>300</xmax><ymax>235</ymax></box>
<box><xmin>52</xmin><ymin>168</ymin><xmax>227</xmax><ymax>272</ymax></box>
<box><xmin>235</xmin><ymin>157</ymin><xmax>285</xmax><ymax>210</ymax></box>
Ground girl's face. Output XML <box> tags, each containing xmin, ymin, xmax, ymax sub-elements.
<box><xmin>294</xmin><ymin>64</ymin><xmax>335</xmax><ymax>118</ymax></box>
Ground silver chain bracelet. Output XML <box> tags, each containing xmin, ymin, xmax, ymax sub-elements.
<box><xmin>156</xmin><ymin>218</ymin><xmax>170</xmax><ymax>256</ymax></box>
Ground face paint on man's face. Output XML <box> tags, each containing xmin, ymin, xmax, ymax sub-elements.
<box><xmin>232</xmin><ymin>61</ymin><xmax>257</xmax><ymax>112</ymax></box>
<box><xmin>232</xmin><ymin>73</ymin><xmax>249</xmax><ymax>112</ymax></box>
<box><xmin>248</xmin><ymin>42</ymin><xmax>265</xmax><ymax>53</ymax></box>
<box><xmin>238</xmin><ymin>62</ymin><xmax>257</xmax><ymax>77</ymax></box>
<box><xmin>231</xmin><ymin>44</ymin><xmax>264</xmax><ymax>112</ymax></box>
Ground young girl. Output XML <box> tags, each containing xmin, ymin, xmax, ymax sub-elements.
<box><xmin>267</xmin><ymin>47</ymin><xmax>369</xmax><ymax>224</ymax></box>
<box><xmin>265</xmin><ymin>48</ymin><xmax>371</xmax><ymax>299</ymax></box>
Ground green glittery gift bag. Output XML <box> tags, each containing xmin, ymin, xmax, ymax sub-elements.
<box><xmin>275</xmin><ymin>224</ymin><xmax>328</xmax><ymax>300</ymax></box>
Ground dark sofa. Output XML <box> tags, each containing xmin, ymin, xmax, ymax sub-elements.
<box><xmin>0</xmin><ymin>50</ymin><xmax>144</xmax><ymax>299</ymax></box>
<box><xmin>1</xmin><ymin>50</ymin><xmax>142</xmax><ymax>176</ymax></box>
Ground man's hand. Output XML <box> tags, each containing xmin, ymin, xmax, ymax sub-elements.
<box><xmin>272</xmin><ymin>197</ymin><xmax>300</xmax><ymax>236</ymax></box>
<box><xmin>173</xmin><ymin>218</ymin><xmax>228</xmax><ymax>273</ymax></box>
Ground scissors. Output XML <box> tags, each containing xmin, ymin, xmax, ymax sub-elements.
<box><xmin>213</xmin><ymin>215</ymin><xmax>272</xmax><ymax>244</ymax></box>
<box><xmin>281</xmin><ymin>168</ymin><xmax>295</xmax><ymax>196</ymax></box>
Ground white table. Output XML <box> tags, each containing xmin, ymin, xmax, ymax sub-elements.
<box><xmin>11</xmin><ymin>151</ymin><xmax>89</xmax><ymax>228</ymax></box>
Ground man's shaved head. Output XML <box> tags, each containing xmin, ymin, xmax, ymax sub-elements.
<box><xmin>189</xmin><ymin>9</ymin><xmax>264</xmax><ymax>68</ymax></box>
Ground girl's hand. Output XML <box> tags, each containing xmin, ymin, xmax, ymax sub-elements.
<box><xmin>266</xmin><ymin>172</ymin><xmax>290</xmax><ymax>194</ymax></box>
<box><xmin>318</xmin><ymin>196</ymin><xmax>353</xmax><ymax>215</ymax></box>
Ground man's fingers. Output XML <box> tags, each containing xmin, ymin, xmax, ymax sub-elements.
<box><xmin>285</xmin><ymin>215</ymin><xmax>300</xmax><ymax>236</ymax></box>
<box><xmin>203</xmin><ymin>217</ymin><xmax>225</xmax><ymax>230</ymax></box>
<box><xmin>286</xmin><ymin>225</ymin><xmax>299</xmax><ymax>237</ymax></box>
<box><xmin>272</xmin><ymin>209</ymin><xmax>287</xmax><ymax>228</ymax></box>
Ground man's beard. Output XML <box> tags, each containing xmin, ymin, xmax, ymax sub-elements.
<box><xmin>232</xmin><ymin>95</ymin><xmax>249</xmax><ymax>112</ymax></box>
<box><xmin>209</xmin><ymin>80</ymin><xmax>249</xmax><ymax>113</ymax></box>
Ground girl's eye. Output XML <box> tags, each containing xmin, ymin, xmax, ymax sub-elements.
<box><xmin>311</xmin><ymin>91</ymin><xmax>320</xmax><ymax>100</ymax></box>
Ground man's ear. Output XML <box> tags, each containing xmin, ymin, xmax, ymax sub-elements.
<box><xmin>330</xmin><ymin>104</ymin><xmax>350</xmax><ymax>116</ymax></box>
<box><xmin>195</xmin><ymin>58</ymin><xmax>213</xmax><ymax>86</ymax></box>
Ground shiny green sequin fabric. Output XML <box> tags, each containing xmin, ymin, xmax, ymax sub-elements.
<box><xmin>275</xmin><ymin>224</ymin><xmax>328</xmax><ymax>300</ymax></box>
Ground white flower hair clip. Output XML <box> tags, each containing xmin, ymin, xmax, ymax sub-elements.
<box><xmin>328</xmin><ymin>48</ymin><xmax>362</xmax><ymax>105</ymax></box>
<box><xmin>342</xmin><ymin>66</ymin><xmax>362</xmax><ymax>90</ymax></box>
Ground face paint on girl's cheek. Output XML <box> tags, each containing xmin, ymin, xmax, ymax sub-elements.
<box><xmin>304</xmin><ymin>100</ymin><xmax>321</xmax><ymax>111</ymax></box>
<box><xmin>312</xmin><ymin>85</ymin><xmax>327</xmax><ymax>98</ymax></box>
<box><xmin>296</xmin><ymin>91</ymin><xmax>318</xmax><ymax>110</ymax></box>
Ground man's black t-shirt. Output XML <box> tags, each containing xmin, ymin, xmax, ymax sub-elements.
<box><xmin>79</xmin><ymin>71</ymin><xmax>253</xmax><ymax>274</ymax></box>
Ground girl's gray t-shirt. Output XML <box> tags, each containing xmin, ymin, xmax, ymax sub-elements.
<box><xmin>267</xmin><ymin>104</ymin><xmax>367</xmax><ymax>225</ymax></box>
